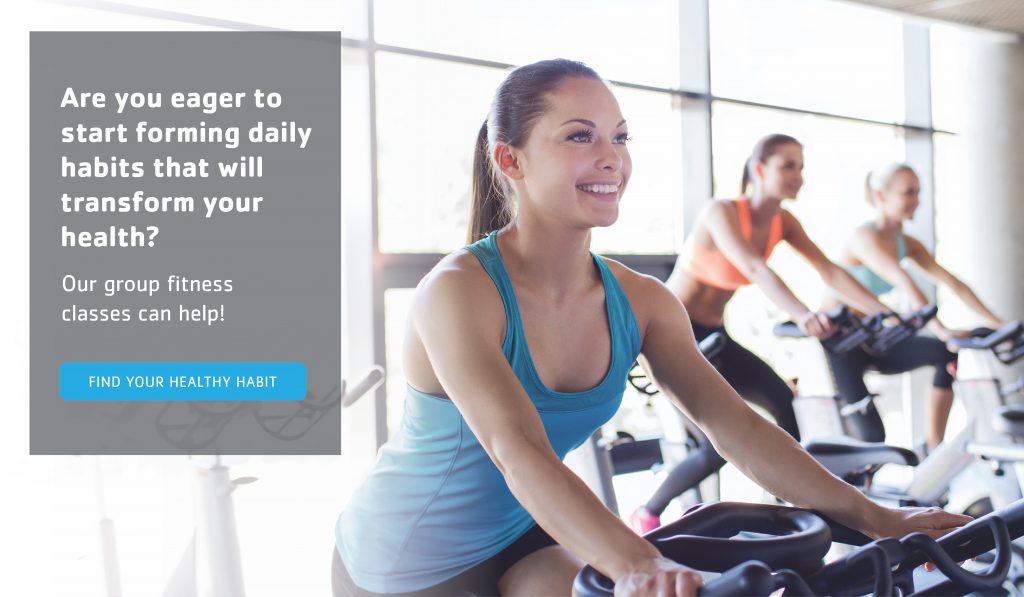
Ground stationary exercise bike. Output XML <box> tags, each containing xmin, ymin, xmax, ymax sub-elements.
<box><xmin>575</xmin><ymin>498</ymin><xmax>1024</xmax><ymax>596</ymax></box>
<box><xmin>776</xmin><ymin>314</ymin><xmax>1024</xmax><ymax>513</ymax></box>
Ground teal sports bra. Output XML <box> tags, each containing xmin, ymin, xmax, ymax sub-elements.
<box><xmin>846</xmin><ymin>224</ymin><xmax>907</xmax><ymax>296</ymax></box>
<box><xmin>335</xmin><ymin>231</ymin><xmax>642</xmax><ymax>593</ymax></box>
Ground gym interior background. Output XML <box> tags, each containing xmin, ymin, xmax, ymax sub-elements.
<box><xmin>3</xmin><ymin>0</ymin><xmax>1024</xmax><ymax>595</ymax></box>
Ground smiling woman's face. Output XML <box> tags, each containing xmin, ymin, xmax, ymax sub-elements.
<box><xmin>507</xmin><ymin>76</ymin><xmax>632</xmax><ymax>230</ymax></box>
<box><xmin>876</xmin><ymin>169</ymin><xmax>920</xmax><ymax>221</ymax></box>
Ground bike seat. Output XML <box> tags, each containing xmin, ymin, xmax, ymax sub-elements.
<box><xmin>803</xmin><ymin>437</ymin><xmax>919</xmax><ymax>480</ymax></box>
<box><xmin>994</xmin><ymin>406</ymin><xmax>1024</xmax><ymax>439</ymax></box>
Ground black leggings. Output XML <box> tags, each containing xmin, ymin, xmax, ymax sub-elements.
<box><xmin>644</xmin><ymin>321</ymin><xmax>799</xmax><ymax>516</ymax></box>
<box><xmin>331</xmin><ymin>524</ymin><xmax>557</xmax><ymax>597</ymax></box>
<box><xmin>825</xmin><ymin>333</ymin><xmax>957</xmax><ymax>443</ymax></box>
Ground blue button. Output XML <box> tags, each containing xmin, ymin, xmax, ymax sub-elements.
<box><xmin>60</xmin><ymin>362</ymin><xmax>307</xmax><ymax>401</ymax></box>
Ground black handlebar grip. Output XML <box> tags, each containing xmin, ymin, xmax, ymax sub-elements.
<box><xmin>950</xmin><ymin>320</ymin><xmax>1022</xmax><ymax>350</ymax></box>
<box><xmin>698</xmin><ymin>562</ymin><xmax>775</xmax><ymax>596</ymax></box>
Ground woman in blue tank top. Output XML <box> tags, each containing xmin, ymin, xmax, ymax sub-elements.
<box><xmin>333</xmin><ymin>60</ymin><xmax>970</xmax><ymax>597</ymax></box>
<box><xmin>827</xmin><ymin>163</ymin><xmax>1005</xmax><ymax>448</ymax></box>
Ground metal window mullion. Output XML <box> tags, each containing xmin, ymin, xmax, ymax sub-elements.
<box><xmin>901</xmin><ymin>20</ymin><xmax>936</xmax><ymax>449</ymax></box>
<box><xmin>679</xmin><ymin>0</ymin><xmax>714</xmax><ymax>248</ymax></box>
<box><xmin>902</xmin><ymin>22</ymin><xmax>937</xmax><ymax>291</ymax></box>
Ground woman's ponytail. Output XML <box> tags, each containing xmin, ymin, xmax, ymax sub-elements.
<box><xmin>468</xmin><ymin>121</ymin><xmax>513</xmax><ymax>243</ymax></box>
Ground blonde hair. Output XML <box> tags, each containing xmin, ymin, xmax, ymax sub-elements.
<box><xmin>865</xmin><ymin>162</ymin><xmax>916</xmax><ymax>205</ymax></box>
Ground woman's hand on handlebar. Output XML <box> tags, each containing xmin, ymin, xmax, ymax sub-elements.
<box><xmin>866</xmin><ymin>505</ymin><xmax>972</xmax><ymax>542</ymax></box>
<box><xmin>869</xmin><ymin>506</ymin><xmax>974</xmax><ymax>572</ymax></box>
<box><xmin>796</xmin><ymin>310</ymin><xmax>836</xmax><ymax>339</ymax></box>
<box><xmin>614</xmin><ymin>556</ymin><xmax>704</xmax><ymax>597</ymax></box>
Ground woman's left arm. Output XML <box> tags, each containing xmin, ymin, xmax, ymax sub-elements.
<box><xmin>779</xmin><ymin>211</ymin><xmax>890</xmax><ymax>316</ymax></box>
<box><xmin>904</xmin><ymin>235</ymin><xmax>1004</xmax><ymax>327</ymax></box>
<box><xmin>636</xmin><ymin>275</ymin><xmax>970</xmax><ymax>539</ymax></box>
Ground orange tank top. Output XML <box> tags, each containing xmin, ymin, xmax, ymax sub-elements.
<box><xmin>681</xmin><ymin>197</ymin><xmax>784</xmax><ymax>291</ymax></box>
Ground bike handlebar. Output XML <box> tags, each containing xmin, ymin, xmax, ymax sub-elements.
<box><xmin>805</xmin><ymin>500</ymin><xmax>1021</xmax><ymax>596</ymax></box>
<box><xmin>860</xmin><ymin>303</ymin><xmax>937</xmax><ymax>355</ymax></box>
<box><xmin>574</xmin><ymin>499</ymin><xmax>1024</xmax><ymax>597</ymax></box>
<box><xmin>948</xmin><ymin>320</ymin><xmax>1024</xmax><ymax>364</ymax></box>
<box><xmin>573</xmin><ymin>560</ymin><xmax>784</xmax><ymax>597</ymax></box>
<box><xmin>773</xmin><ymin>304</ymin><xmax>937</xmax><ymax>356</ymax></box>
<box><xmin>572</xmin><ymin>503</ymin><xmax>831</xmax><ymax>597</ymax></box>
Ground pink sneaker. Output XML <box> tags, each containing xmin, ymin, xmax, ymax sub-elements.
<box><xmin>628</xmin><ymin>507</ymin><xmax>661</xmax><ymax>534</ymax></box>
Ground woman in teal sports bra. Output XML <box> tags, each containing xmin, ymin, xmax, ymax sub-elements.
<box><xmin>333</xmin><ymin>60</ymin><xmax>969</xmax><ymax>597</ymax></box>
<box><xmin>827</xmin><ymin>163</ymin><xmax>1004</xmax><ymax>448</ymax></box>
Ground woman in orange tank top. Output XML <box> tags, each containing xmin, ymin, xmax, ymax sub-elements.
<box><xmin>630</xmin><ymin>134</ymin><xmax>894</xmax><ymax>533</ymax></box>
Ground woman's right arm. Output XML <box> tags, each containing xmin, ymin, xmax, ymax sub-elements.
<box><xmin>901</xmin><ymin>235</ymin><xmax>1004</xmax><ymax>329</ymax></box>
<box><xmin>411</xmin><ymin>256</ymin><xmax>700</xmax><ymax>594</ymax></box>
<box><xmin>702</xmin><ymin>202</ymin><xmax>831</xmax><ymax>337</ymax></box>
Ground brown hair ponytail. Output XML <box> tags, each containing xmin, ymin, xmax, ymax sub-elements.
<box><xmin>468</xmin><ymin>121</ymin><xmax>514</xmax><ymax>243</ymax></box>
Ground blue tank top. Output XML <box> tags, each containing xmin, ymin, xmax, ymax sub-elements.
<box><xmin>335</xmin><ymin>232</ymin><xmax>642</xmax><ymax>593</ymax></box>
<box><xmin>846</xmin><ymin>224</ymin><xmax>907</xmax><ymax>296</ymax></box>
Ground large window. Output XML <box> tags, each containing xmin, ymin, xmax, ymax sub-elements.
<box><xmin>710</xmin><ymin>0</ymin><xmax>905</xmax><ymax>122</ymax></box>
<box><xmin>932</xmin><ymin>132</ymin><xmax>973</xmax><ymax>326</ymax></box>
<box><xmin>931</xmin><ymin>24</ymin><xmax>966</xmax><ymax>134</ymax></box>
<box><xmin>50</xmin><ymin>0</ymin><xmax>362</xmax><ymax>34</ymax></box>
<box><xmin>591</xmin><ymin>87</ymin><xmax>684</xmax><ymax>254</ymax></box>
<box><xmin>373</xmin><ymin>0</ymin><xmax>683</xmax><ymax>88</ymax></box>
<box><xmin>375</xmin><ymin>54</ymin><xmax>505</xmax><ymax>253</ymax></box>
<box><xmin>930</xmin><ymin>27</ymin><xmax>978</xmax><ymax>326</ymax></box>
